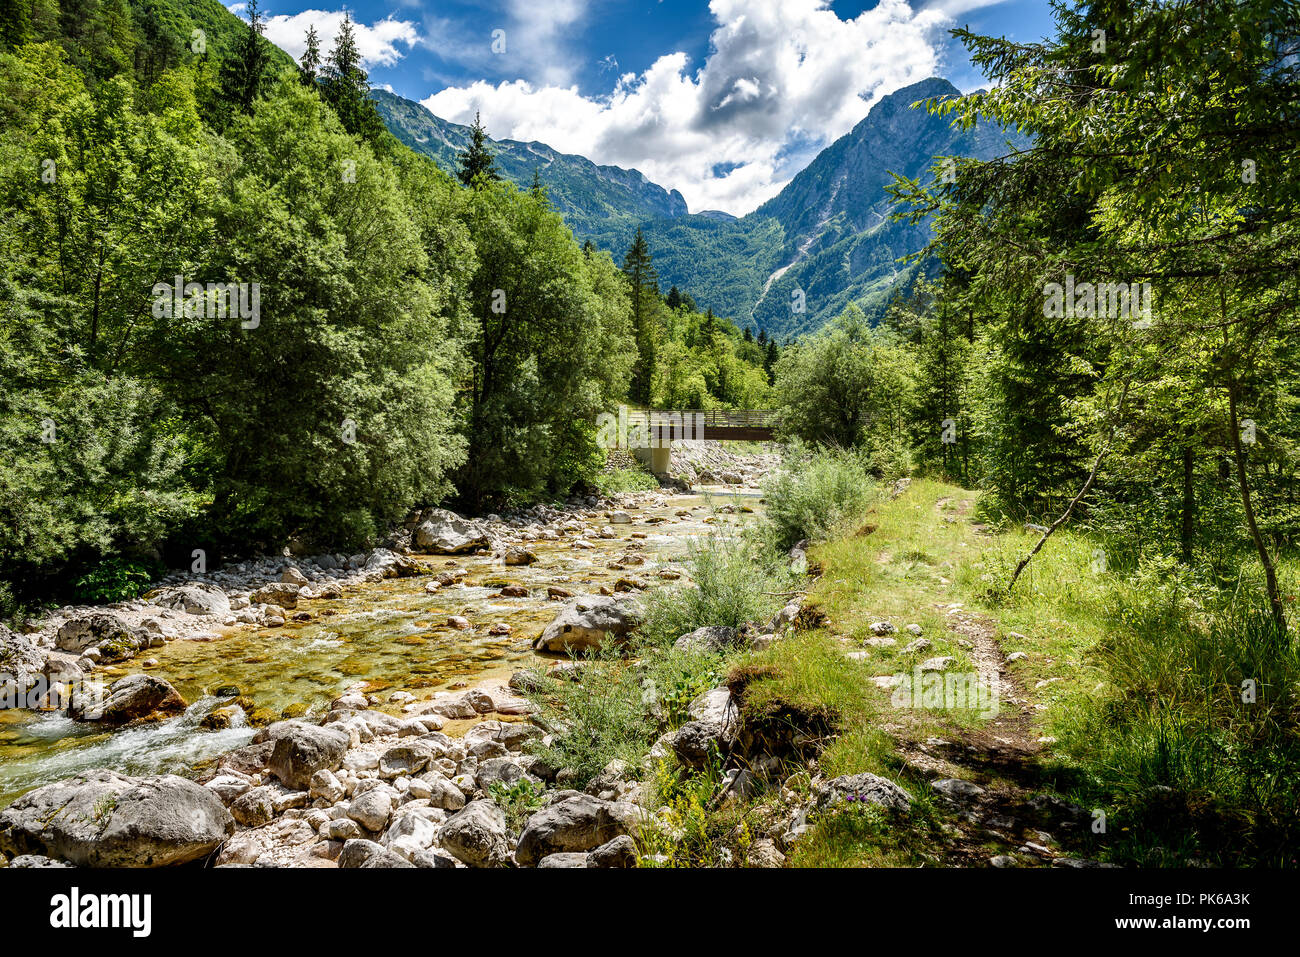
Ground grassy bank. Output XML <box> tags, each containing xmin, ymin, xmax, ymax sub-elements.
<box><xmin>523</xmin><ymin>465</ymin><xmax>1300</xmax><ymax>867</ymax></box>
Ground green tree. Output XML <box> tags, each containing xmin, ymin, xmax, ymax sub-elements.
<box><xmin>299</xmin><ymin>24</ymin><xmax>321</xmax><ymax>85</ymax></box>
<box><xmin>457</xmin><ymin>111</ymin><xmax>500</xmax><ymax>187</ymax></box>
<box><xmin>320</xmin><ymin>11</ymin><xmax>387</xmax><ymax>145</ymax></box>
<box><xmin>452</xmin><ymin>179</ymin><xmax>634</xmax><ymax>508</ymax></box>
<box><xmin>218</xmin><ymin>0</ymin><xmax>270</xmax><ymax>117</ymax></box>
<box><xmin>622</xmin><ymin>227</ymin><xmax>660</xmax><ymax>406</ymax></box>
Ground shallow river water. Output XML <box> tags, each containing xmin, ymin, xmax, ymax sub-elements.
<box><xmin>0</xmin><ymin>489</ymin><xmax>761</xmax><ymax>807</ymax></box>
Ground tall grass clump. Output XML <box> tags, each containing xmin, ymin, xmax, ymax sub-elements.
<box><xmin>760</xmin><ymin>444</ymin><xmax>876</xmax><ymax>551</ymax></box>
<box><xmin>1056</xmin><ymin>559</ymin><xmax>1300</xmax><ymax>865</ymax></box>
<box><xmin>639</xmin><ymin>529</ymin><xmax>794</xmax><ymax>645</ymax></box>
<box><xmin>522</xmin><ymin>638</ymin><xmax>727</xmax><ymax>787</ymax></box>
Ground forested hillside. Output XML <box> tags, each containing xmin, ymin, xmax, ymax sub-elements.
<box><xmin>0</xmin><ymin>0</ymin><xmax>774</xmax><ymax>613</ymax></box>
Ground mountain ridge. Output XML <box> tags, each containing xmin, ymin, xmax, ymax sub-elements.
<box><xmin>371</xmin><ymin>77</ymin><xmax>1022</xmax><ymax>337</ymax></box>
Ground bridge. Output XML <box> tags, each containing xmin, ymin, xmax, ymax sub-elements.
<box><xmin>619</xmin><ymin>408</ymin><xmax>778</xmax><ymax>474</ymax></box>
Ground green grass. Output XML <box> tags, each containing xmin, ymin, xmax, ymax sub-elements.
<box><xmin>787</xmin><ymin>477</ymin><xmax>1300</xmax><ymax>867</ymax></box>
<box><xmin>530</xmin><ymin>468</ymin><xmax>1300</xmax><ymax>867</ymax></box>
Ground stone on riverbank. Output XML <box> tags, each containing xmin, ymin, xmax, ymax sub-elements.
<box><xmin>0</xmin><ymin>769</ymin><xmax>234</xmax><ymax>867</ymax></box>
<box><xmin>71</xmin><ymin>673</ymin><xmax>188</xmax><ymax>724</ymax></box>
<box><xmin>151</xmin><ymin>583</ymin><xmax>231</xmax><ymax>618</ymax></box>
<box><xmin>532</xmin><ymin>595</ymin><xmax>642</xmax><ymax>653</ymax></box>
<box><xmin>815</xmin><ymin>773</ymin><xmax>914</xmax><ymax>812</ymax></box>
<box><xmin>440</xmin><ymin>800</ymin><xmax>512</xmax><ymax>868</ymax></box>
<box><xmin>266</xmin><ymin>722</ymin><xmax>350</xmax><ymax>790</ymax></box>
<box><xmin>413</xmin><ymin>510</ymin><xmax>489</xmax><ymax>555</ymax></box>
<box><xmin>674</xmin><ymin>625</ymin><xmax>740</xmax><ymax>653</ymax></box>
<box><xmin>251</xmin><ymin>582</ymin><xmax>300</xmax><ymax>609</ymax></box>
<box><xmin>55</xmin><ymin>613</ymin><xmax>139</xmax><ymax>654</ymax></box>
<box><xmin>0</xmin><ymin>624</ymin><xmax>45</xmax><ymax>677</ymax></box>
<box><xmin>515</xmin><ymin>793</ymin><xmax>639</xmax><ymax>866</ymax></box>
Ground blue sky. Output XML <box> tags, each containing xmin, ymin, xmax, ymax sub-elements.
<box><xmin>240</xmin><ymin>0</ymin><xmax>1056</xmax><ymax>214</ymax></box>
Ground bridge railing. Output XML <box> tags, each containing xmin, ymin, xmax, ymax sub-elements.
<box><xmin>623</xmin><ymin>409</ymin><xmax>778</xmax><ymax>429</ymax></box>
<box><xmin>619</xmin><ymin>408</ymin><xmax>778</xmax><ymax>442</ymax></box>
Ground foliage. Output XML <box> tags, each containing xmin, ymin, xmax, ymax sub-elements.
<box><xmin>0</xmin><ymin>6</ymin><xmax>643</xmax><ymax>607</ymax></box>
<box><xmin>759</xmin><ymin>444</ymin><xmax>877</xmax><ymax>551</ymax></box>
<box><xmin>450</xmin><ymin>177</ymin><xmax>635</xmax><ymax>509</ymax></box>
<box><xmin>638</xmin><ymin>528</ymin><xmax>793</xmax><ymax>645</ymax></box>
<box><xmin>488</xmin><ymin>777</ymin><xmax>547</xmax><ymax>834</ymax></box>
<box><xmin>772</xmin><ymin>306</ymin><xmax>913</xmax><ymax>460</ymax></box>
<box><xmin>71</xmin><ymin>557</ymin><xmax>159</xmax><ymax>603</ymax></box>
<box><xmin>590</xmin><ymin>466</ymin><xmax>659</xmax><ymax>497</ymax></box>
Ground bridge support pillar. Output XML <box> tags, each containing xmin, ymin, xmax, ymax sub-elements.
<box><xmin>633</xmin><ymin>444</ymin><xmax>672</xmax><ymax>476</ymax></box>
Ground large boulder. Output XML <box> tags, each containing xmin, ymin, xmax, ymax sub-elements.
<box><xmin>674</xmin><ymin>625</ymin><xmax>740</xmax><ymax>653</ymax></box>
<box><xmin>815</xmin><ymin>773</ymin><xmax>914</xmax><ymax>813</ymax></box>
<box><xmin>413</xmin><ymin>510</ymin><xmax>489</xmax><ymax>555</ymax></box>
<box><xmin>363</xmin><ymin>549</ymin><xmax>422</xmax><ymax>579</ymax></box>
<box><xmin>0</xmin><ymin>624</ymin><xmax>45</xmax><ymax>678</ymax></box>
<box><xmin>671</xmin><ymin>687</ymin><xmax>740</xmax><ymax>769</ymax></box>
<box><xmin>55</xmin><ymin>613</ymin><xmax>139</xmax><ymax>654</ymax></box>
<box><xmin>150</xmin><ymin>583</ymin><xmax>230</xmax><ymax>618</ymax></box>
<box><xmin>439</xmin><ymin>800</ymin><xmax>512</xmax><ymax>868</ymax></box>
<box><xmin>250</xmin><ymin>582</ymin><xmax>300</xmax><ymax>609</ymax></box>
<box><xmin>515</xmin><ymin>793</ymin><xmax>639</xmax><ymax>866</ymax></box>
<box><xmin>413</xmin><ymin>772</ymin><xmax>467</xmax><ymax>811</ymax></box>
<box><xmin>71</xmin><ymin>674</ymin><xmax>188</xmax><ymax>724</ymax></box>
<box><xmin>266</xmin><ymin>722</ymin><xmax>350</xmax><ymax>790</ymax></box>
<box><xmin>532</xmin><ymin>595</ymin><xmax>642</xmax><ymax>654</ymax></box>
<box><xmin>0</xmin><ymin>770</ymin><xmax>234</xmax><ymax>866</ymax></box>
<box><xmin>338</xmin><ymin>838</ymin><xmax>414</xmax><ymax>869</ymax></box>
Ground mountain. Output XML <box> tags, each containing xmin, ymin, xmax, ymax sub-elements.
<box><xmin>373</xmin><ymin>89</ymin><xmax>689</xmax><ymax>252</ymax></box>
<box><xmin>372</xmin><ymin>78</ymin><xmax>1021</xmax><ymax>338</ymax></box>
<box><xmin>742</xmin><ymin>76</ymin><xmax>1022</xmax><ymax>336</ymax></box>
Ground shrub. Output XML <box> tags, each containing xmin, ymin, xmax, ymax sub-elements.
<box><xmin>71</xmin><ymin>557</ymin><xmax>160</xmax><ymax>604</ymax></box>
<box><xmin>760</xmin><ymin>445</ymin><xmax>877</xmax><ymax>551</ymax></box>
<box><xmin>592</xmin><ymin>466</ymin><xmax>660</xmax><ymax>496</ymax></box>
<box><xmin>639</xmin><ymin>529</ymin><xmax>793</xmax><ymax>645</ymax></box>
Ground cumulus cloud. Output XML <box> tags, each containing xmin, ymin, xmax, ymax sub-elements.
<box><xmin>253</xmin><ymin>9</ymin><xmax>420</xmax><ymax>69</ymax></box>
<box><xmin>420</xmin><ymin>0</ymin><xmax>981</xmax><ymax>215</ymax></box>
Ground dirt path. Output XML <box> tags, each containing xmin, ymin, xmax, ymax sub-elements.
<box><xmin>883</xmin><ymin>495</ymin><xmax>1102</xmax><ymax>867</ymax></box>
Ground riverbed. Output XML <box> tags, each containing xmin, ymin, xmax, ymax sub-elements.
<box><xmin>0</xmin><ymin>488</ymin><xmax>762</xmax><ymax>807</ymax></box>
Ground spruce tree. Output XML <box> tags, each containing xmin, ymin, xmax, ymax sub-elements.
<box><xmin>219</xmin><ymin>0</ymin><xmax>270</xmax><ymax>116</ymax></box>
<box><xmin>622</xmin><ymin>227</ymin><xmax>660</xmax><ymax>406</ymax></box>
<box><xmin>300</xmin><ymin>24</ymin><xmax>321</xmax><ymax>85</ymax></box>
<box><xmin>321</xmin><ymin>13</ymin><xmax>387</xmax><ymax>144</ymax></box>
<box><xmin>457</xmin><ymin>112</ymin><xmax>500</xmax><ymax>187</ymax></box>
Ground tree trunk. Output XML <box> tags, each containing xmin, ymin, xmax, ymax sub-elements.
<box><xmin>1227</xmin><ymin>379</ymin><xmax>1287</xmax><ymax>633</ymax></box>
<box><xmin>1180</xmin><ymin>445</ymin><xmax>1195</xmax><ymax>564</ymax></box>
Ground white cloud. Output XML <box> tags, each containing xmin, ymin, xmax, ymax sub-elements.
<box><xmin>420</xmin><ymin>0</ymin><xmax>980</xmax><ymax>215</ymax></box>
<box><xmin>255</xmin><ymin>9</ymin><xmax>420</xmax><ymax>69</ymax></box>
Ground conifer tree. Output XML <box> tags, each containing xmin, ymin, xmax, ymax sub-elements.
<box><xmin>300</xmin><ymin>24</ymin><xmax>321</xmax><ymax>85</ymax></box>
<box><xmin>219</xmin><ymin>0</ymin><xmax>269</xmax><ymax>116</ymax></box>
<box><xmin>321</xmin><ymin>12</ymin><xmax>387</xmax><ymax>144</ymax></box>
<box><xmin>622</xmin><ymin>227</ymin><xmax>660</xmax><ymax>406</ymax></box>
<box><xmin>457</xmin><ymin>112</ymin><xmax>500</xmax><ymax>187</ymax></box>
